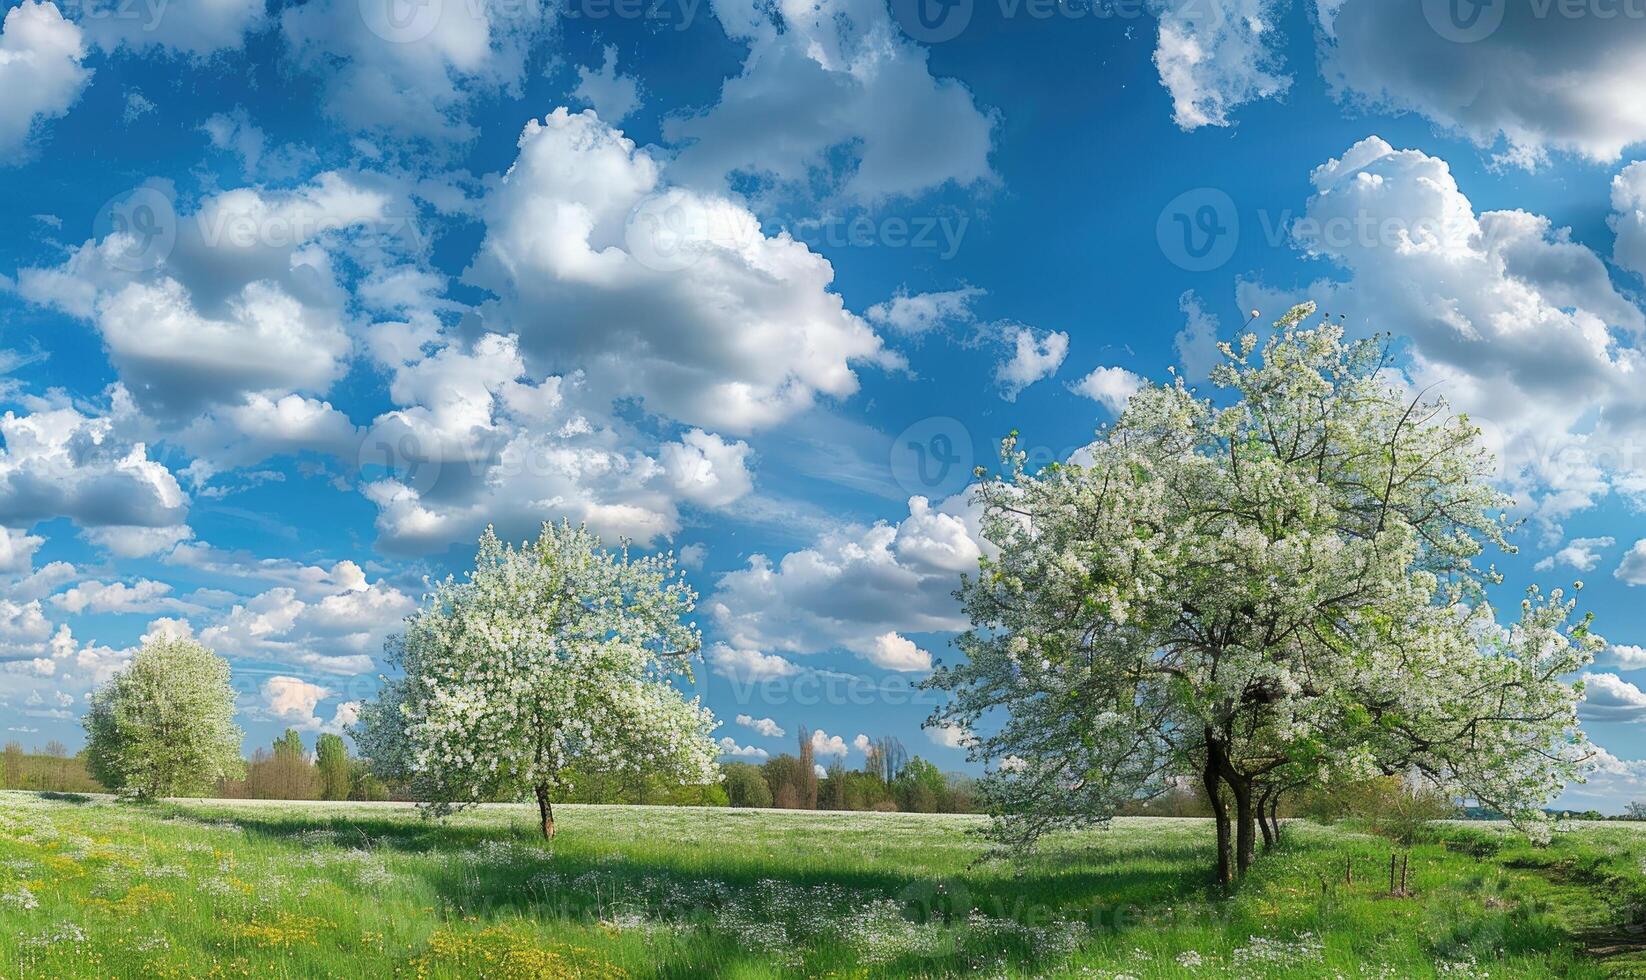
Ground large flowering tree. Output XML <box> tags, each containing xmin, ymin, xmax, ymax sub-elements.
<box><xmin>356</xmin><ymin>522</ymin><xmax>720</xmax><ymax>838</ymax></box>
<box><xmin>928</xmin><ymin>305</ymin><xmax>1598</xmax><ymax>885</ymax></box>
<box><xmin>84</xmin><ymin>635</ymin><xmax>245</xmax><ymax>800</ymax></box>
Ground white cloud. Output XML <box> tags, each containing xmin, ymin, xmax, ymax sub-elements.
<box><xmin>852</xmin><ymin>733</ymin><xmax>871</xmax><ymax>754</ymax></box>
<box><xmin>1560</xmin><ymin>744</ymin><xmax>1646</xmax><ymax>814</ymax></box>
<box><xmin>572</xmin><ymin>45</ymin><xmax>639</xmax><ymax>125</ymax></box>
<box><xmin>1535</xmin><ymin>537</ymin><xmax>1616</xmax><ymax>574</ymax></box>
<box><xmin>1241</xmin><ymin>137</ymin><xmax>1646</xmax><ymax>530</ymax></box>
<box><xmin>717</xmin><ymin>736</ymin><xmax>768</xmax><ymax>760</ymax></box>
<box><xmin>810</xmin><ymin>728</ymin><xmax>848</xmax><ymax>757</ymax></box>
<box><xmin>661</xmin><ymin>429</ymin><xmax>754</xmax><ymax>509</ymax></box>
<box><xmin>995</xmin><ymin>326</ymin><xmax>1068</xmax><ymax>401</ymax></box>
<box><xmin>865</xmin><ymin>287</ymin><xmax>983</xmax><ymax>336</ymax></box>
<box><xmin>1610</xmin><ymin>162</ymin><xmax>1646</xmax><ymax>283</ymax></box>
<box><xmin>863</xmin><ymin>632</ymin><xmax>932</xmax><ymax>673</ymax></box>
<box><xmin>736</xmin><ymin>714</ymin><xmax>785</xmax><ymax>738</ymax></box>
<box><xmin>51</xmin><ymin>579</ymin><xmax>199</xmax><ymax>615</ymax></box>
<box><xmin>79</xmin><ymin>0</ymin><xmax>264</xmax><ymax>56</ymax></box>
<box><xmin>710</xmin><ymin>494</ymin><xmax>981</xmax><ymax>662</ymax></box>
<box><xmin>19</xmin><ymin>173</ymin><xmax>404</xmax><ymax>424</ymax></box>
<box><xmin>1068</xmin><ymin>366</ymin><xmax>1145</xmax><ymax>415</ymax></box>
<box><xmin>0</xmin><ymin>1</ymin><xmax>90</xmax><ymax>162</ymax></box>
<box><xmin>1174</xmin><ymin>290</ymin><xmax>1223</xmax><ymax>381</ymax></box>
<box><xmin>1321</xmin><ymin>2</ymin><xmax>1646</xmax><ymax>167</ymax></box>
<box><xmin>81</xmin><ymin>524</ymin><xmax>193</xmax><ymax>559</ymax></box>
<box><xmin>1582</xmin><ymin>672</ymin><xmax>1646</xmax><ymax>722</ymax></box>
<box><xmin>260</xmin><ymin>675</ymin><xmax>357</xmax><ymax>733</ymax></box>
<box><xmin>1618</xmin><ymin>540</ymin><xmax>1646</xmax><ymax>587</ymax></box>
<box><xmin>0</xmin><ymin>529</ymin><xmax>44</xmax><ymax>575</ymax></box>
<box><xmin>198</xmin><ymin>565</ymin><xmax>412</xmax><ymax>674</ymax></box>
<box><xmin>927</xmin><ymin>721</ymin><xmax>972</xmax><ymax>749</ymax></box>
<box><xmin>662</xmin><ymin>0</ymin><xmax>994</xmax><ymax>202</ymax></box>
<box><xmin>1153</xmin><ymin>0</ymin><xmax>1290</xmax><ymax>130</ymax></box>
<box><xmin>1607</xmin><ymin>645</ymin><xmax>1646</xmax><ymax>671</ymax></box>
<box><xmin>0</xmin><ymin>400</ymin><xmax>189</xmax><ymax>533</ymax></box>
<box><xmin>707</xmin><ymin>643</ymin><xmax>802</xmax><ymax>682</ymax></box>
<box><xmin>467</xmin><ymin>108</ymin><xmax>894</xmax><ymax>434</ymax></box>
<box><xmin>279</xmin><ymin>0</ymin><xmax>542</xmax><ymax>144</ymax></box>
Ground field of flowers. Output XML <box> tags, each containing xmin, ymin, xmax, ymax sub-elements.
<box><xmin>1</xmin><ymin>790</ymin><xmax>1642</xmax><ymax>978</ymax></box>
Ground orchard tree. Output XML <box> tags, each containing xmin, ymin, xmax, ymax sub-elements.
<box><xmin>84</xmin><ymin>636</ymin><xmax>245</xmax><ymax>800</ymax></box>
<box><xmin>355</xmin><ymin>522</ymin><xmax>720</xmax><ymax>838</ymax></box>
<box><xmin>928</xmin><ymin>305</ymin><xmax>1598</xmax><ymax>886</ymax></box>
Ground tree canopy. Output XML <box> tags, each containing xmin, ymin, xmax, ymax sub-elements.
<box><xmin>928</xmin><ymin>305</ymin><xmax>1599</xmax><ymax>884</ymax></box>
<box><xmin>84</xmin><ymin>635</ymin><xmax>245</xmax><ymax>800</ymax></box>
<box><xmin>355</xmin><ymin>521</ymin><xmax>720</xmax><ymax>837</ymax></box>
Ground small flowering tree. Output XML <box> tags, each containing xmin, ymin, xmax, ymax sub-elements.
<box><xmin>928</xmin><ymin>305</ymin><xmax>1598</xmax><ymax>885</ymax></box>
<box><xmin>84</xmin><ymin>636</ymin><xmax>245</xmax><ymax>799</ymax></box>
<box><xmin>356</xmin><ymin>522</ymin><xmax>719</xmax><ymax>838</ymax></box>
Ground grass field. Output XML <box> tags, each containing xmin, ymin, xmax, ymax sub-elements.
<box><xmin>2</xmin><ymin>791</ymin><xmax>1645</xmax><ymax>978</ymax></box>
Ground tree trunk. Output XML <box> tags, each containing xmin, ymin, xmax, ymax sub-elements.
<box><xmin>535</xmin><ymin>782</ymin><xmax>556</xmax><ymax>840</ymax></box>
<box><xmin>1268</xmin><ymin>791</ymin><xmax>1282</xmax><ymax>845</ymax></box>
<box><xmin>1257</xmin><ymin>799</ymin><xmax>1275</xmax><ymax>850</ymax></box>
<box><xmin>1202</xmin><ymin>741</ymin><xmax>1232</xmax><ymax>889</ymax></box>
<box><xmin>1231</xmin><ymin>776</ymin><xmax>1257</xmax><ymax>877</ymax></box>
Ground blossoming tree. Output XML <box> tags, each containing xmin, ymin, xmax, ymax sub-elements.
<box><xmin>84</xmin><ymin>635</ymin><xmax>245</xmax><ymax>799</ymax></box>
<box><xmin>928</xmin><ymin>305</ymin><xmax>1598</xmax><ymax>886</ymax></box>
<box><xmin>356</xmin><ymin>522</ymin><xmax>720</xmax><ymax>838</ymax></box>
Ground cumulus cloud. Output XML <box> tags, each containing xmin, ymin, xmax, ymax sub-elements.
<box><xmin>80</xmin><ymin>524</ymin><xmax>193</xmax><ymax>559</ymax></box>
<box><xmin>51</xmin><ymin>579</ymin><xmax>200</xmax><ymax>615</ymax></box>
<box><xmin>1613</xmin><ymin>162</ymin><xmax>1646</xmax><ymax>283</ymax></box>
<box><xmin>1241</xmin><ymin>136</ymin><xmax>1646</xmax><ymax>530</ymax></box>
<box><xmin>863</xmin><ymin>632</ymin><xmax>932</xmax><ymax>673</ymax></box>
<box><xmin>280</xmin><ymin>0</ymin><xmax>542</xmax><ymax>144</ymax></box>
<box><xmin>710</xmin><ymin>494</ymin><xmax>981</xmax><ymax>666</ymax></box>
<box><xmin>661</xmin><ymin>429</ymin><xmax>754</xmax><ymax>509</ymax></box>
<box><xmin>467</xmin><ymin>108</ymin><xmax>894</xmax><ymax>434</ymax></box>
<box><xmin>19</xmin><ymin>172</ymin><xmax>407</xmax><ymax>425</ymax></box>
<box><xmin>1581</xmin><ymin>672</ymin><xmax>1646</xmax><ymax>722</ymax></box>
<box><xmin>1153</xmin><ymin>0</ymin><xmax>1291</xmax><ymax>130</ymax></box>
<box><xmin>0</xmin><ymin>529</ymin><xmax>44</xmax><ymax>575</ymax></box>
<box><xmin>1618</xmin><ymin>540</ymin><xmax>1646</xmax><ymax>586</ymax></box>
<box><xmin>927</xmin><ymin>721</ymin><xmax>972</xmax><ymax>749</ymax></box>
<box><xmin>0</xmin><ymin>400</ymin><xmax>189</xmax><ymax>533</ymax></box>
<box><xmin>198</xmin><ymin>564</ymin><xmax>412</xmax><ymax>674</ymax></box>
<box><xmin>0</xmin><ymin>1</ymin><xmax>90</xmax><ymax>162</ymax></box>
<box><xmin>260</xmin><ymin>675</ymin><xmax>356</xmax><ymax>733</ymax></box>
<box><xmin>717</xmin><ymin>736</ymin><xmax>768</xmax><ymax>759</ymax></box>
<box><xmin>865</xmin><ymin>287</ymin><xmax>983</xmax><ymax>337</ymax></box>
<box><xmin>1535</xmin><ymin>537</ymin><xmax>1617</xmax><ymax>574</ymax></box>
<box><xmin>736</xmin><ymin>714</ymin><xmax>785</xmax><ymax>737</ymax></box>
<box><xmin>572</xmin><ymin>45</ymin><xmax>639</xmax><ymax>125</ymax></box>
<box><xmin>810</xmin><ymin>728</ymin><xmax>849</xmax><ymax>757</ymax></box>
<box><xmin>662</xmin><ymin>0</ymin><xmax>994</xmax><ymax>202</ymax></box>
<box><xmin>1068</xmin><ymin>366</ymin><xmax>1145</xmax><ymax>415</ymax></box>
<box><xmin>1321</xmin><ymin>1</ymin><xmax>1646</xmax><ymax>167</ymax></box>
<box><xmin>1607</xmin><ymin>645</ymin><xmax>1646</xmax><ymax>671</ymax></box>
<box><xmin>708</xmin><ymin>643</ymin><xmax>802</xmax><ymax>682</ymax></box>
<box><xmin>1174</xmin><ymin>290</ymin><xmax>1224</xmax><ymax>381</ymax></box>
<box><xmin>994</xmin><ymin>326</ymin><xmax>1069</xmax><ymax>401</ymax></box>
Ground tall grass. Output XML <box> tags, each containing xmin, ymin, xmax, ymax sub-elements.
<box><xmin>0</xmin><ymin>791</ymin><xmax>1638</xmax><ymax>977</ymax></box>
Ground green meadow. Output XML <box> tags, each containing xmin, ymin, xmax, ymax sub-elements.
<box><xmin>2</xmin><ymin>790</ymin><xmax>1644</xmax><ymax>978</ymax></box>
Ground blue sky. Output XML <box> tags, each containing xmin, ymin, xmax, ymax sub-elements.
<box><xmin>3</xmin><ymin>0</ymin><xmax>1646</xmax><ymax>809</ymax></box>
